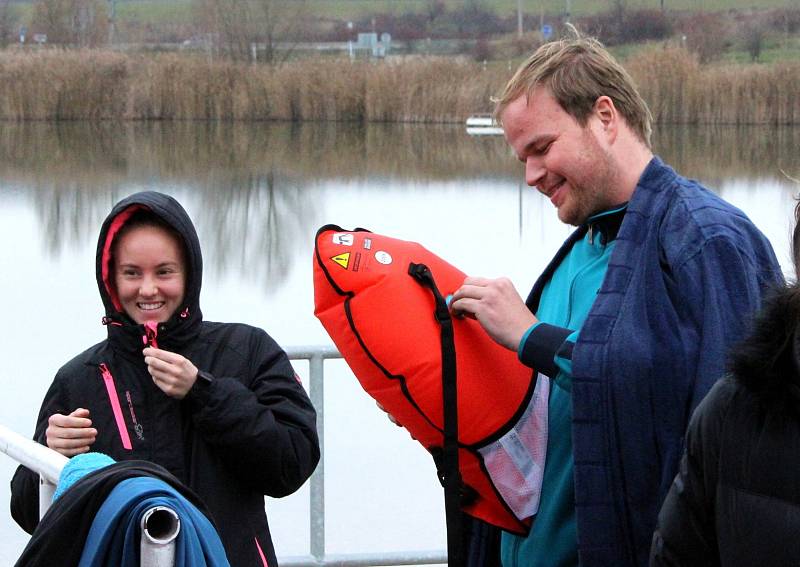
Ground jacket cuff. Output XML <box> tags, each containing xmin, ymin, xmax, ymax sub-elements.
<box><xmin>518</xmin><ymin>322</ymin><xmax>573</xmax><ymax>378</ymax></box>
<box><xmin>187</xmin><ymin>373</ymin><xmax>215</xmax><ymax>404</ymax></box>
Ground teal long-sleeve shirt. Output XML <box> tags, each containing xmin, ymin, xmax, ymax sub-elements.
<box><xmin>501</xmin><ymin>206</ymin><xmax>625</xmax><ymax>567</ymax></box>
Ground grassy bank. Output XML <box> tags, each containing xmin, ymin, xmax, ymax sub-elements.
<box><xmin>22</xmin><ymin>0</ymin><xmax>794</xmax><ymax>23</ymax></box>
<box><xmin>0</xmin><ymin>49</ymin><xmax>798</xmax><ymax>124</ymax></box>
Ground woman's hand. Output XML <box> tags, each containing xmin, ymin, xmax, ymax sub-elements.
<box><xmin>143</xmin><ymin>347</ymin><xmax>199</xmax><ymax>399</ymax></box>
<box><xmin>46</xmin><ymin>408</ymin><xmax>97</xmax><ymax>457</ymax></box>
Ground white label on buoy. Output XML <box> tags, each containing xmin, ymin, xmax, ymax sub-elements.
<box><xmin>333</xmin><ymin>233</ymin><xmax>354</xmax><ymax>246</ymax></box>
<box><xmin>374</xmin><ymin>250</ymin><xmax>392</xmax><ymax>265</ymax></box>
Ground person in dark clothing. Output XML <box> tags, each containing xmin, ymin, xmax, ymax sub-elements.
<box><xmin>10</xmin><ymin>191</ymin><xmax>320</xmax><ymax>567</ymax></box>
<box><xmin>449</xmin><ymin>35</ymin><xmax>782</xmax><ymax>567</ymax></box>
<box><xmin>650</xmin><ymin>202</ymin><xmax>800</xmax><ymax>567</ymax></box>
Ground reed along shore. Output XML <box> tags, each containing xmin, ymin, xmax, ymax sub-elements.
<box><xmin>0</xmin><ymin>48</ymin><xmax>798</xmax><ymax>124</ymax></box>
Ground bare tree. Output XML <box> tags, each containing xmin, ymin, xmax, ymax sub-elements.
<box><xmin>195</xmin><ymin>0</ymin><xmax>308</xmax><ymax>63</ymax></box>
<box><xmin>611</xmin><ymin>0</ymin><xmax>626</xmax><ymax>31</ymax></box>
<box><xmin>0</xmin><ymin>0</ymin><xmax>19</xmax><ymax>47</ymax></box>
<box><xmin>255</xmin><ymin>0</ymin><xmax>308</xmax><ymax>64</ymax></box>
<box><xmin>744</xmin><ymin>23</ymin><xmax>765</xmax><ymax>63</ymax></box>
<box><xmin>194</xmin><ymin>0</ymin><xmax>250</xmax><ymax>60</ymax></box>
<box><xmin>31</xmin><ymin>0</ymin><xmax>108</xmax><ymax>46</ymax></box>
<box><xmin>425</xmin><ymin>0</ymin><xmax>445</xmax><ymax>23</ymax></box>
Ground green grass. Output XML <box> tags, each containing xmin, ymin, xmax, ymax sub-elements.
<box><xmin>721</xmin><ymin>33</ymin><xmax>800</xmax><ymax>64</ymax></box>
<box><xmin>115</xmin><ymin>0</ymin><xmax>194</xmax><ymax>23</ymax></box>
<box><xmin>303</xmin><ymin>0</ymin><xmax>798</xmax><ymax>19</ymax></box>
<box><xmin>12</xmin><ymin>0</ymin><xmax>797</xmax><ymax>25</ymax></box>
<box><xmin>10</xmin><ymin>3</ymin><xmax>32</xmax><ymax>20</ymax></box>
<box><xmin>7</xmin><ymin>0</ymin><xmax>800</xmax><ymax>68</ymax></box>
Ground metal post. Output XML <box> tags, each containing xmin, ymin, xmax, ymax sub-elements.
<box><xmin>347</xmin><ymin>21</ymin><xmax>354</xmax><ymax>62</ymax></box>
<box><xmin>540</xmin><ymin>2</ymin><xmax>544</xmax><ymax>35</ymax></box>
<box><xmin>0</xmin><ymin>425</ymin><xmax>67</xmax><ymax>484</ymax></box>
<box><xmin>39</xmin><ymin>478</ymin><xmax>56</xmax><ymax>518</ymax></box>
<box><xmin>0</xmin><ymin>424</ymin><xmax>68</xmax><ymax>516</ymax></box>
<box><xmin>516</xmin><ymin>0</ymin><xmax>523</xmax><ymax>38</ymax></box>
<box><xmin>108</xmin><ymin>0</ymin><xmax>116</xmax><ymax>45</ymax></box>
<box><xmin>140</xmin><ymin>506</ymin><xmax>180</xmax><ymax>567</ymax></box>
<box><xmin>309</xmin><ymin>353</ymin><xmax>325</xmax><ymax>561</ymax></box>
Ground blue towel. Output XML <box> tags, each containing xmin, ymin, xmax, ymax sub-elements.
<box><xmin>53</xmin><ymin>453</ymin><xmax>116</xmax><ymax>501</ymax></box>
<box><xmin>78</xmin><ymin>477</ymin><xmax>230</xmax><ymax>567</ymax></box>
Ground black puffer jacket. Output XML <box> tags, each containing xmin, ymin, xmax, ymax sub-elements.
<box><xmin>11</xmin><ymin>191</ymin><xmax>320</xmax><ymax>567</ymax></box>
<box><xmin>650</xmin><ymin>284</ymin><xmax>800</xmax><ymax>567</ymax></box>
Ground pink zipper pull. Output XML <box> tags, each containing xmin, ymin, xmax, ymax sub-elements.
<box><xmin>99</xmin><ymin>363</ymin><xmax>133</xmax><ymax>451</ymax></box>
<box><xmin>143</xmin><ymin>321</ymin><xmax>159</xmax><ymax>349</ymax></box>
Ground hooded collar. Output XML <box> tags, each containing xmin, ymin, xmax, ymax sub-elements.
<box><xmin>729</xmin><ymin>283</ymin><xmax>800</xmax><ymax>413</ymax></box>
<box><xmin>95</xmin><ymin>191</ymin><xmax>203</xmax><ymax>356</ymax></box>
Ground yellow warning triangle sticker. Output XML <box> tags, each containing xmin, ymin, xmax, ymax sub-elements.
<box><xmin>331</xmin><ymin>252</ymin><xmax>350</xmax><ymax>269</ymax></box>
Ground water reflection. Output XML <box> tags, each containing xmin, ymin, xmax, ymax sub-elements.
<box><xmin>653</xmin><ymin>125</ymin><xmax>800</xmax><ymax>186</ymax></box>
<box><xmin>3</xmin><ymin>120</ymin><xmax>798</xmax><ymax>188</ymax></box>
<box><xmin>1</xmin><ymin>121</ymin><xmax>799</xmax><ymax>563</ymax></box>
<box><xmin>1</xmin><ymin>121</ymin><xmax>799</xmax><ymax>289</ymax></box>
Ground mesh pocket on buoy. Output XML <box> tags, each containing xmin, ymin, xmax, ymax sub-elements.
<box><xmin>478</xmin><ymin>373</ymin><xmax>550</xmax><ymax>521</ymax></box>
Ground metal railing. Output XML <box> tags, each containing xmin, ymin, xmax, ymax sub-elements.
<box><xmin>281</xmin><ymin>345</ymin><xmax>447</xmax><ymax>567</ymax></box>
<box><xmin>0</xmin><ymin>424</ymin><xmax>180</xmax><ymax>567</ymax></box>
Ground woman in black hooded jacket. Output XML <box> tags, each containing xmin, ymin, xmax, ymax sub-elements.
<box><xmin>650</xmin><ymin>200</ymin><xmax>800</xmax><ymax>566</ymax></box>
<box><xmin>11</xmin><ymin>191</ymin><xmax>320</xmax><ymax>567</ymax></box>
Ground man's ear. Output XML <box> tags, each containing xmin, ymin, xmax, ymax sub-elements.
<box><xmin>593</xmin><ymin>95</ymin><xmax>618</xmax><ymax>143</ymax></box>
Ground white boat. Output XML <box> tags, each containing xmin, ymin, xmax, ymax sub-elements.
<box><xmin>466</xmin><ymin>114</ymin><xmax>504</xmax><ymax>136</ymax></box>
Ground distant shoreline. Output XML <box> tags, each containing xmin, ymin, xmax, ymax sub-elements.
<box><xmin>0</xmin><ymin>48</ymin><xmax>797</xmax><ymax>124</ymax></box>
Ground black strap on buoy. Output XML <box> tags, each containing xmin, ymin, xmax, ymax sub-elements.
<box><xmin>409</xmin><ymin>262</ymin><xmax>463</xmax><ymax>567</ymax></box>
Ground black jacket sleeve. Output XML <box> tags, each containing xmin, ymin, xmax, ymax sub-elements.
<box><xmin>650</xmin><ymin>378</ymin><xmax>737</xmax><ymax>566</ymax></box>
<box><xmin>10</xmin><ymin>376</ymin><xmax>71</xmax><ymax>534</ymax></box>
<box><xmin>186</xmin><ymin>326</ymin><xmax>320</xmax><ymax>497</ymax></box>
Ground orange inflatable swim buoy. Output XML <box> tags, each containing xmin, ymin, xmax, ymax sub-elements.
<box><xmin>313</xmin><ymin>225</ymin><xmax>548</xmax><ymax>550</ymax></box>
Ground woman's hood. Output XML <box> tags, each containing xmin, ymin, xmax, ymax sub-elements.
<box><xmin>729</xmin><ymin>283</ymin><xmax>800</xmax><ymax>408</ymax></box>
<box><xmin>95</xmin><ymin>191</ymin><xmax>203</xmax><ymax>348</ymax></box>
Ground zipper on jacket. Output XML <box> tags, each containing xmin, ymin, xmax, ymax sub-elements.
<box><xmin>254</xmin><ymin>536</ymin><xmax>269</xmax><ymax>567</ymax></box>
<box><xmin>125</xmin><ymin>390</ymin><xmax>145</xmax><ymax>441</ymax></box>
<box><xmin>99</xmin><ymin>363</ymin><xmax>133</xmax><ymax>451</ymax></box>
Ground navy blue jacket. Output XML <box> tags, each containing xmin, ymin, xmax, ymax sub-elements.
<box><xmin>526</xmin><ymin>157</ymin><xmax>782</xmax><ymax>566</ymax></box>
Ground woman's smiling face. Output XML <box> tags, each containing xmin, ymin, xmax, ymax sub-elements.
<box><xmin>114</xmin><ymin>224</ymin><xmax>186</xmax><ymax>324</ymax></box>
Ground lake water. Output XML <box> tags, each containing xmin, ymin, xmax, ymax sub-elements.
<box><xmin>0</xmin><ymin>121</ymin><xmax>798</xmax><ymax>564</ymax></box>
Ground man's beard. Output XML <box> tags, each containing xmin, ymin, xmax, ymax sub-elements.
<box><xmin>563</xmin><ymin>142</ymin><xmax>619</xmax><ymax>227</ymax></box>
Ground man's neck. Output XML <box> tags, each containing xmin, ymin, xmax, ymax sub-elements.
<box><xmin>611</xmin><ymin>137</ymin><xmax>654</xmax><ymax>203</ymax></box>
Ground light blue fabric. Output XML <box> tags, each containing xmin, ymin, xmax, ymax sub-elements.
<box><xmin>53</xmin><ymin>453</ymin><xmax>116</xmax><ymax>501</ymax></box>
<box><xmin>502</xmin><ymin>213</ymin><xmax>617</xmax><ymax>567</ymax></box>
<box><xmin>79</xmin><ymin>477</ymin><xmax>230</xmax><ymax>567</ymax></box>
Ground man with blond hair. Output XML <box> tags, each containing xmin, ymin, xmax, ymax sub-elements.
<box><xmin>450</xmin><ymin>36</ymin><xmax>781</xmax><ymax>566</ymax></box>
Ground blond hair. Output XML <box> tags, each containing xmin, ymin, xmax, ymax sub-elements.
<box><xmin>494</xmin><ymin>35</ymin><xmax>653</xmax><ymax>148</ymax></box>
